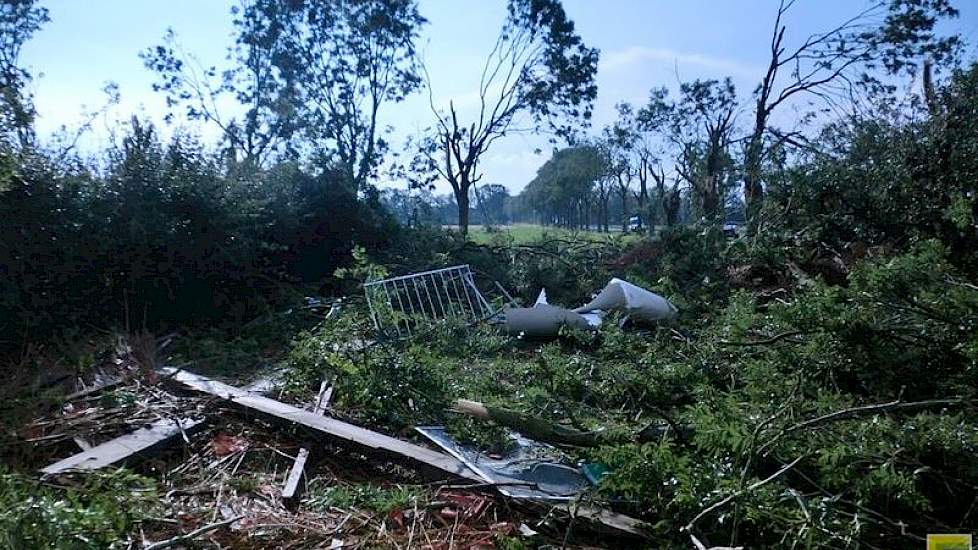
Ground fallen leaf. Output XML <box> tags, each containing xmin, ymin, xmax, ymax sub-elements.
<box><xmin>211</xmin><ymin>433</ymin><xmax>249</xmax><ymax>456</ymax></box>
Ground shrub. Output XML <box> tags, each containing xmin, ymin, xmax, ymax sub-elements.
<box><xmin>0</xmin><ymin>469</ymin><xmax>157</xmax><ymax>549</ymax></box>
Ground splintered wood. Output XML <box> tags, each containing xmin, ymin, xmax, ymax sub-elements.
<box><xmin>35</xmin><ymin>366</ymin><xmax>650</xmax><ymax>541</ymax></box>
<box><xmin>158</xmin><ymin>367</ymin><xmax>482</xmax><ymax>483</ymax></box>
<box><xmin>282</xmin><ymin>380</ymin><xmax>332</xmax><ymax>501</ymax></box>
<box><xmin>159</xmin><ymin>367</ymin><xmax>649</xmax><ymax>539</ymax></box>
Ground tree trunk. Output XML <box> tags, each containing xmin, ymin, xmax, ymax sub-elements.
<box><xmin>744</xmin><ymin>111</ymin><xmax>766</xmax><ymax>233</ymax></box>
<box><xmin>457</xmin><ymin>192</ymin><xmax>470</xmax><ymax>236</ymax></box>
<box><xmin>923</xmin><ymin>59</ymin><xmax>938</xmax><ymax>116</ymax></box>
<box><xmin>453</xmin><ymin>399</ymin><xmax>687</xmax><ymax>447</ymax></box>
<box><xmin>620</xmin><ymin>188</ymin><xmax>629</xmax><ymax>232</ymax></box>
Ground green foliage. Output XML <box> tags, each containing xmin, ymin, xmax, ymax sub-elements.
<box><xmin>285</xmin><ymin>311</ymin><xmax>457</xmax><ymax>430</ymax></box>
<box><xmin>522</xmin><ymin>145</ymin><xmax>608</xmax><ymax>229</ymax></box>
<box><xmin>0</xmin><ymin>0</ymin><xmax>48</xmax><ymax>145</ymax></box>
<box><xmin>0</xmin><ymin>118</ymin><xmax>397</xmax><ymax>352</ymax></box>
<box><xmin>304</xmin><ymin>482</ymin><xmax>426</xmax><ymax>514</ymax></box>
<box><xmin>240</xmin><ymin>0</ymin><xmax>427</xmax><ymax>188</ymax></box>
<box><xmin>0</xmin><ymin>469</ymin><xmax>157</xmax><ymax>549</ymax></box>
<box><xmin>767</xmin><ymin>62</ymin><xmax>978</xmax><ymax>269</ymax></box>
<box><xmin>294</xmin><ymin>232</ymin><xmax>975</xmax><ymax>548</ymax></box>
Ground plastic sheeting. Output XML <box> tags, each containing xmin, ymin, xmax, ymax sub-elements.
<box><xmin>501</xmin><ymin>278</ymin><xmax>676</xmax><ymax>337</ymax></box>
<box><xmin>573</xmin><ymin>278</ymin><xmax>678</xmax><ymax>323</ymax></box>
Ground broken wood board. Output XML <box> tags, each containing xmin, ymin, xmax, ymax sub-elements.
<box><xmin>41</xmin><ymin>416</ymin><xmax>204</xmax><ymax>475</ymax></box>
<box><xmin>159</xmin><ymin>367</ymin><xmax>651</xmax><ymax>538</ymax></box>
<box><xmin>158</xmin><ymin>367</ymin><xmax>481</xmax><ymax>483</ymax></box>
<box><xmin>560</xmin><ymin>504</ymin><xmax>650</xmax><ymax>539</ymax></box>
<box><xmin>282</xmin><ymin>380</ymin><xmax>332</xmax><ymax>501</ymax></box>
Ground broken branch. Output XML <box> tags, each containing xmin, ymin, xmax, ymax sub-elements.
<box><xmin>143</xmin><ymin>515</ymin><xmax>242</xmax><ymax>550</ymax></box>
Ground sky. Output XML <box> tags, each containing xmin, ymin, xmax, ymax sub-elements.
<box><xmin>20</xmin><ymin>0</ymin><xmax>978</xmax><ymax>195</ymax></box>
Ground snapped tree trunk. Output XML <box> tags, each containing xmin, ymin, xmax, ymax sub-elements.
<box><xmin>453</xmin><ymin>399</ymin><xmax>686</xmax><ymax>447</ymax></box>
<box><xmin>744</xmin><ymin>107</ymin><xmax>766</xmax><ymax>233</ymax></box>
<box><xmin>923</xmin><ymin>59</ymin><xmax>939</xmax><ymax>117</ymax></box>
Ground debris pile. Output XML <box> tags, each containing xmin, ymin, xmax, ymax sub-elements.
<box><xmin>365</xmin><ymin>264</ymin><xmax>678</xmax><ymax>339</ymax></box>
<box><xmin>22</xmin><ymin>346</ymin><xmax>649</xmax><ymax>547</ymax></box>
<box><xmin>12</xmin><ymin>273</ymin><xmax>685</xmax><ymax>547</ymax></box>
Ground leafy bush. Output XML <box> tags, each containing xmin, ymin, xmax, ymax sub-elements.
<box><xmin>0</xmin><ymin>469</ymin><xmax>157</xmax><ymax>549</ymax></box>
<box><xmin>0</xmin><ymin>119</ymin><xmax>397</xmax><ymax>352</ymax></box>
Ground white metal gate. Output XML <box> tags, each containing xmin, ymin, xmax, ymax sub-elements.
<box><xmin>363</xmin><ymin>265</ymin><xmax>495</xmax><ymax>337</ymax></box>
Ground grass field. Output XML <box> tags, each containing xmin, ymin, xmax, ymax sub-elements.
<box><xmin>460</xmin><ymin>223</ymin><xmax>640</xmax><ymax>244</ymax></box>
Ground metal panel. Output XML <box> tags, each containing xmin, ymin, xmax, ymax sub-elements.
<box><xmin>364</xmin><ymin>265</ymin><xmax>495</xmax><ymax>337</ymax></box>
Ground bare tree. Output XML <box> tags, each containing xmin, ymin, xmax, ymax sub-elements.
<box><xmin>602</xmin><ymin>117</ymin><xmax>635</xmax><ymax>232</ymax></box>
<box><xmin>408</xmin><ymin>0</ymin><xmax>598</xmax><ymax>235</ymax></box>
<box><xmin>743</xmin><ymin>0</ymin><xmax>880</xmax><ymax>229</ymax></box>
<box><xmin>614</xmin><ymin>88</ymin><xmax>680</xmax><ymax>231</ymax></box>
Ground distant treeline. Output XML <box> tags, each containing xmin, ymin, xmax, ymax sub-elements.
<box><xmin>379</xmin><ymin>180</ymin><xmax>746</xmax><ymax>230</ymax></box>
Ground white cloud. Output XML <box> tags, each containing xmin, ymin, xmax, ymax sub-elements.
<box><xmin>602</xmin><ymin>46</ymin><xmax>763</xmax><ymax>79</ymax></box>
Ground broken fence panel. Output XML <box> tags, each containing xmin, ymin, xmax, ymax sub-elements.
<box><xmin>364</xmin><ymin>265</ymin><xmax>495</xmax><ymax>337</ymax></box>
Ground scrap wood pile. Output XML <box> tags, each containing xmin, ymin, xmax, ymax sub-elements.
<box><xmin>12</xmin><ymin>332</ymin><xmax>649</xmax><ymax>549</ymax></box>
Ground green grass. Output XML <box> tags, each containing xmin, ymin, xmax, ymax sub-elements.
<box><xmin>464</xmin><ymin>223</ymin><xmax>639</xmax><ymax>244</ymax></box>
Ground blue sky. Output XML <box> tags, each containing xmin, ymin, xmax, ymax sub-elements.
<box><xmin>21</xmin><ymin>0</ymin><xmax>978</xmax><ymax>193</ymax></box>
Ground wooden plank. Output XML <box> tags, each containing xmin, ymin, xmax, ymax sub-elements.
<box><xmin>41</xmin><ymin>416</ymin><xmax>204</xmax><ymax>475</ymax></box>
<box><xmin>282</xmin><ymin>380</ymin><xmax>332</xmax><ymax>501</ymax></box>
<box><xmin>159</xmin><ymin>367</ymin><xmax>481</xmax><ymax>482</ymax></box>
<box><xmin>63</xmin><ymin>377</ymin><xmax>122</xmax><ymax>402</ymax></box>
<box><xmin>159</xmin><ymin>368</ymin><xmax>650</xmax><ymax>538</ymax></box>
<box><xmin>282</xmin><ymin>448</ymin><xmax>312</xmax><ymax>500</ymax></box>
<box><xmin>562</xmin><ymin>504</ymin><xmax>650</xmax><ymax>539</ymax></box>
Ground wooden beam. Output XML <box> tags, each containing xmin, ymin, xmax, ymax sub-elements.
<box><xmin>282</xmin><ymin>380</ymin><xmax>332</xmax><ymax>501</ymax></box>
<box><xmin>41</xmin><ymin>377</ymin><xmax>274</xmax><ymax>477</ymax></box>
<box><xmin>563</xmin><ymin>504</ymin><xmax>650</xmax><ymax>539</ymax></box>
<box><xmin>158</xmin><ymin>368</ymin><xmax>650</xmax><ymax>538</ymax></box>
<box><xmin>41</xmin><ymin>416</ymin><xmax>204</xmax><ymax>475</ymax></box>
<box><xmin>159</xmin><ymin>367</ymin><xmax>481</xmax><ymax>482</ymax></box>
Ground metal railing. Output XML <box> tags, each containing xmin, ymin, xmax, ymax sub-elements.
<box><xmin>364</xmin><ymin>265</ymin><xmax>495</xmax><ymax>337</ymax></box>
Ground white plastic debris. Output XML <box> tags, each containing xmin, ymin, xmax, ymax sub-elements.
<box><xmin>501</xmin><ymin>278</ymin><xmax>677</xmax><ymax>337</ymax></box>
<box><xmin>574</xmin><ymin>277</ymin><xmax>678</xmax><ymax>323</ymax></box>
<box><xmin>502</xmin><ymin>303</ymin><xmax>596</xmax><ymax>337</ymax></box>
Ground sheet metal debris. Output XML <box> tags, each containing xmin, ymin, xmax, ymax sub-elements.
<box><xmin>415</xmin><ymin>426</ymin><xmax>591</xmax><ymax>501</ymax></box>
<box><xmin>574</xmin><ymin>277</ymin><xmax>678</xmax><ymax>323</ymax></box>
